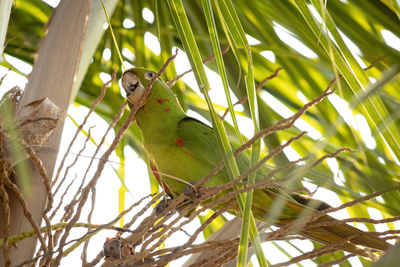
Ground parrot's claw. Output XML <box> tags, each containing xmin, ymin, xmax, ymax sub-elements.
<box><xmin>155</xmin><ymin>196</ymin><xmax>174</xmax><ymax>216</ymax></box>
<box><xmin>155</xmin><ymin>196</ymin><xmax>196</xmax><ymax>218</ymax></box>
<box><xmin>183</xmin><ymin>181</ymin><xmax>202</xmax><ymax>200</ymax></box>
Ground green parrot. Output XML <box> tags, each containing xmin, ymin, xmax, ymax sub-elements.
<box><xmin>121</xmin><ymin>67</ymin><xmax>391</xmax><ymax>258</ymax></box>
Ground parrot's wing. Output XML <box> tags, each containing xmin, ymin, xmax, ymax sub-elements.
<box><xmin>177</xmin><ymin>117</ymin><xmax>224</xmax><ymax>166</ymax></box>
<box><xmin>176</xmin><ymin>117</ymin><xmax>391</xmax><ymax>253</ymax></box>
<box><xmin>177</xmin><ymin>116</ymin><xmax>258</xmax><ymax>169</ymax></box>
<box><xmin>176</xmin><ymin>117</ymin><xmax>291</xmax><ymax>189</ymax></box>
<box><xmin>177</xmin><ymin>117</ymin><xmax>326</xmax><ymax>208</ymax></box>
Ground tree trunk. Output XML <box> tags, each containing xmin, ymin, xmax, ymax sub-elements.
<box><xmin>0</xmin><ymin>0</ymin><xmax>12</xmax><ymax>63</ymax></box>
<box><xmin>0</xmin><ymin>0</ymin><xmax>92</xmax><ymax>265</ymax></box>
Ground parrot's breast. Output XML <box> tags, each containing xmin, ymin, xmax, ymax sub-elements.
<box><xmin>144</xmin><ymin>141</ymin><xmax>230</xmax><ymax>198</ymax></box>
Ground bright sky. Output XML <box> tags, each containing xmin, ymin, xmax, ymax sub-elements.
<box><xmin>1</xmin><ymin>1</ymin><xmax>400</xmax><ymax>266</ymax></box>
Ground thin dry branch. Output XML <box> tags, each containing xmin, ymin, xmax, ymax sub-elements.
<box><xmin>220</xmin><ymin>66</ymin><xmax>283</xmax><ymax>121</ymax></box>
<box><xmin>51</xmin><ymin>51</ymin><xmax>178</xmax><ymax>266</ymax></box>
<box><xmin>49</xmin><ymin>173</ymin><xmax>75</xmax><ymax>221</ymax></box>
<box><xmin>5</xmin><ymin>47</ymin><xmax>392</xmax><ymax>267</ymax></box>
<box><xmin>219</xmin><ymin>60</ymin><xmax>379</xmax><ymax>125</ymax></box>
<box><xmin>318</xmin><ymin>254</ymin><xmax>357</xmax><ymax>267</ymax></box>
<box><xmin>84</xmin><ymin>193</ymin><xmax>162</xmax><ymax>266</ymax></box>
<box><xmin>15</xmin><ymin>194</ymin><xmax>154</xmax><ymax>267</ymax></box>
<box><xmin>156</xmin><ymin>204</ymin><xmax>237</xmax><ymax>267</ymax></box>
<box><xmin>193</xmin><ymin>87</ymin><xmax>336</xmax><ymax>193</ymax></box>
<box><xmin>85</xmin><ymin>173</ymin><xmax>398</xmax><ymax>267</ymax></box>
<box><xmin>306</xmin><ymin>186</ymin><xmax>400</xmax><ymax>226</ymax></box>
<box><xmin>311</xmin><ymin>215</ymin><xmax>400</xmax><ymax>228</ymax></box>
<box><xmin>262</xmin><ymin>186</ymin><xmax>400</xmax><ymax>245</ymax></box>
<box><xmin>229</xmin><ymin>131</ymin><xmax>307</xmax><ymax>187</ymax></box>
<box><xmin>373</xmin><ymin>229</ymin><xmax>400</xmax><ymax>237</ymax></box>
<box><xmin>167</xmin><ymin>45</ymin><xmax>230</xmax><ymax>88</ymax></box>
<box><xmin>81</xmin><ymin>186</ymin><xmax>96</xmax><ymax>265</ymax></box>
<box><xmin>0</xmin><ymin>166</ymin><xmax>11</xmax><ymax>267</ymax></box>
<box><xmin>58</xmin><ymin>101</ymin><xmax>127</xmax><ymax>225</ymax></box>
<box><xmin>51</xmin><ymin>91</ymin><xmax>125</xmax><ymax>250</ymax></box>
<box><xmin>270</xmin><ymin>235</ymin><xmax>360</xmax><ymax>267</ymax></box>
<box><xmin>0</xmin><ymin>222</ymin><xmax>140</xmax><ymax>247</ymax></box>
<box><xmin>25</xmin><ymin>146</ymin><xmax>54</xmax><ymax>263</ymax></box>
<box><xmin>238</xmin><ymin>87</ymin><xmax>335</xmax><ymax>156</ymax></box>
<box><xmin>1</xmin><ymin>164</ymin><xmax>48</xmax><ymax>252</ymax></box>
<box><xmin>51</xmin><ymin>126</ymin><xmax>94</xmax><ymax>202</ymax></box>
<box><xmin>51</xmin><ymin>71</ymin><xmax>115</xmax><ymax>188</ymax></box>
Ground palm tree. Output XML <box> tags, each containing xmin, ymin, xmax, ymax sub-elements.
<box><xmin>1</xmin><ymin>0</ymin><xmax>399</xmax><ymax>266</ymax></box>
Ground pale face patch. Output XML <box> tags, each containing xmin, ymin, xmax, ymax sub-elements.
<box><xmin>121</xmin><ymin>71</ymin><xmax>146</xmax><ymax>106</ymax></box>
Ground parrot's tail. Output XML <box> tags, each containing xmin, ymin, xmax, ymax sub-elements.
<box><xmin>281</xmin><ymin>217</ymin><xmax>389</xmax><ymax>259</ymax></box>
<box><xmin>261</xmin><ymin>190</ymin><xmax>391</xmax><ymax>259</ymax></box>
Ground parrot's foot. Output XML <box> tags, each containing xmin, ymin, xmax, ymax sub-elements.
<box><xmin>183</xmin><ymin>181</ymin><xmax>202</xmax><ymax>200</ymax></box>
<box><xmin>155</xmin><ymin>196</ymin><xmax>195</xmax><ymax>218</ymax></box>
<box><xmin>155</xmin><ymin>196</ymin><xmax>174</xmax><ymax>216</ymax></box>
<box><xmin>175</xmin><ymin>181</ymin><xmax>203</xmax><ymax>218</ymax></box>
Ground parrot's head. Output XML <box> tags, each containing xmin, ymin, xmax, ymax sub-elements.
<box><xmin>121</xmin><ymin>67</ymin><xmax>157</xmax><ymax>106</ymax></box>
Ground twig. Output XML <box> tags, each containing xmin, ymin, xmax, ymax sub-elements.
<box><xmin>51</xmin><ymin>126</ymin><xmax>94</xmax><ymax>204</ymax></box>
<box><xmin>81</xmin><ymin>186</ymin><xmax>96</xmax><ymax>265</ymax></box>
<box><xmin>318</xmin><ymin>254</ymin><xmax>357</xmax><ymax>267</ymax></box>
<box><xmin>220</xmin><ymin>67</ymin><xmax>283</xmax><ymax>121</ymax></box>
<box><xmin>0</xmin><ymin>67</ymin><xmax>11</xmax><ymax>85</ymax></box>
<box><xmin>123</xmin><ymin>194</ymin><xmax>161</xmax><ymax>230</ymax></box>
<box><xmin>270</xmin><ymin>235</ymin><xmax>359</xmax><ymax>267</ymax></box>
<box><xmin>167</xmin><ymin>45</ymin><xmax>230</xmax><ymax>87</ymax></box>
<box><xmin>194</xmin><ymin>87</ymin><xmax>336</xmax><ymax>192</ymax></box>
<box><xmin>2</xmin><ymin>165</ymin><xmax>48</xmax><ymax>252</ymax></box>
<box><xmin>15</xmin><ymin>194</ymin><xmax>153</xmax><ymax>266</ymax></box>
<box><xmin>51</xmin><ymin>51</ymin><xmax>178</xmax><ymax>267</ymax></box>
<box><xmin>24</xmin><ymin>146</ymin><xmax>54</xmax><ymax>265</ymax></box>
<box><xmin>62</xmin><ymin>195</ymin><xmax>154</xmax><ymax>259</ymax></box>
<box><xmin>158</xmin><ymin>201</ymin><xmax>237</xmax><ymax>266</ymax></box>
<box><xmin>372</xmin><ymin>229</ymin><xmax>400</xmax><ymax>237</ymax></box>
<box><xmin>0</xmin><ymin>222</ymin><xmax>138</xmax><ymax>247</ymax></box>
<box><xmin>310</xmin><ymin>147</ymin><xmax>354</xmax><ymax>168</ymax></box>
<box><xmin>83</xmin><ymin>252</ymin><xmax>103</xmax><ymax>267</ymax></box>
<box><xmin>59</xmin><ymin>101</ymin><xmax>127</xmax><ymax>225</ymax></box>
<box><xmin>51</xmin><ymin>70</ymin><xmax>115</xmax><ymax>188</ymax></box>
<box><xmin>0</xmin><ymin>165</ymin><xmax>11</xmax><ymax>267</ymax></box>
<box><xmin>229</xmin><ymin>131</ymin><xmax>307</xmax><ymax>186</ymax></box>
<box><xmin>263</xmin><ymin>186</ymin><xmax>400</xmax><ymax>244</ymax></box>
<box><xmin>239</xmin><ymin>87</ymin><xmax>335</xmax><ymax>156</ymax></box>
<box><xmin>52</xmin><ymin>97</ymin><xmax>126</xmax><ymax>249</ymax></box>
<box><xmin>306</xmin><ymin>186</ymin><xmax>400</xmax><ymax>225</ymax></box>
<box><xmin>310</xmin><ymin>215</ymin><xmax>400</xmax><ymax>228</ymax></box>
<box><xmin>50</xmin><ymin>175</ymin><xmax>75</xmax><ymax>221</ymax></box>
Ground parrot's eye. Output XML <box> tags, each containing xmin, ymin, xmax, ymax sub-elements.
<box><xmin>144</xmin><ymin>71</ymin><xmax>155</xmax><ymax>80</ymax></box>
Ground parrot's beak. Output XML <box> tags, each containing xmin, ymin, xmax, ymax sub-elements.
<box><xmin>121</xmin><ymin>71</ymin><xmax>145</xmax><ymax>106</ymax></box>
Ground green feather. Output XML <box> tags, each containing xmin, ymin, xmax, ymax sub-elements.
<box><xmin>122</xmin><ymin>67</ymin><xmax>391</xmax><ymax>258</ymax></box>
